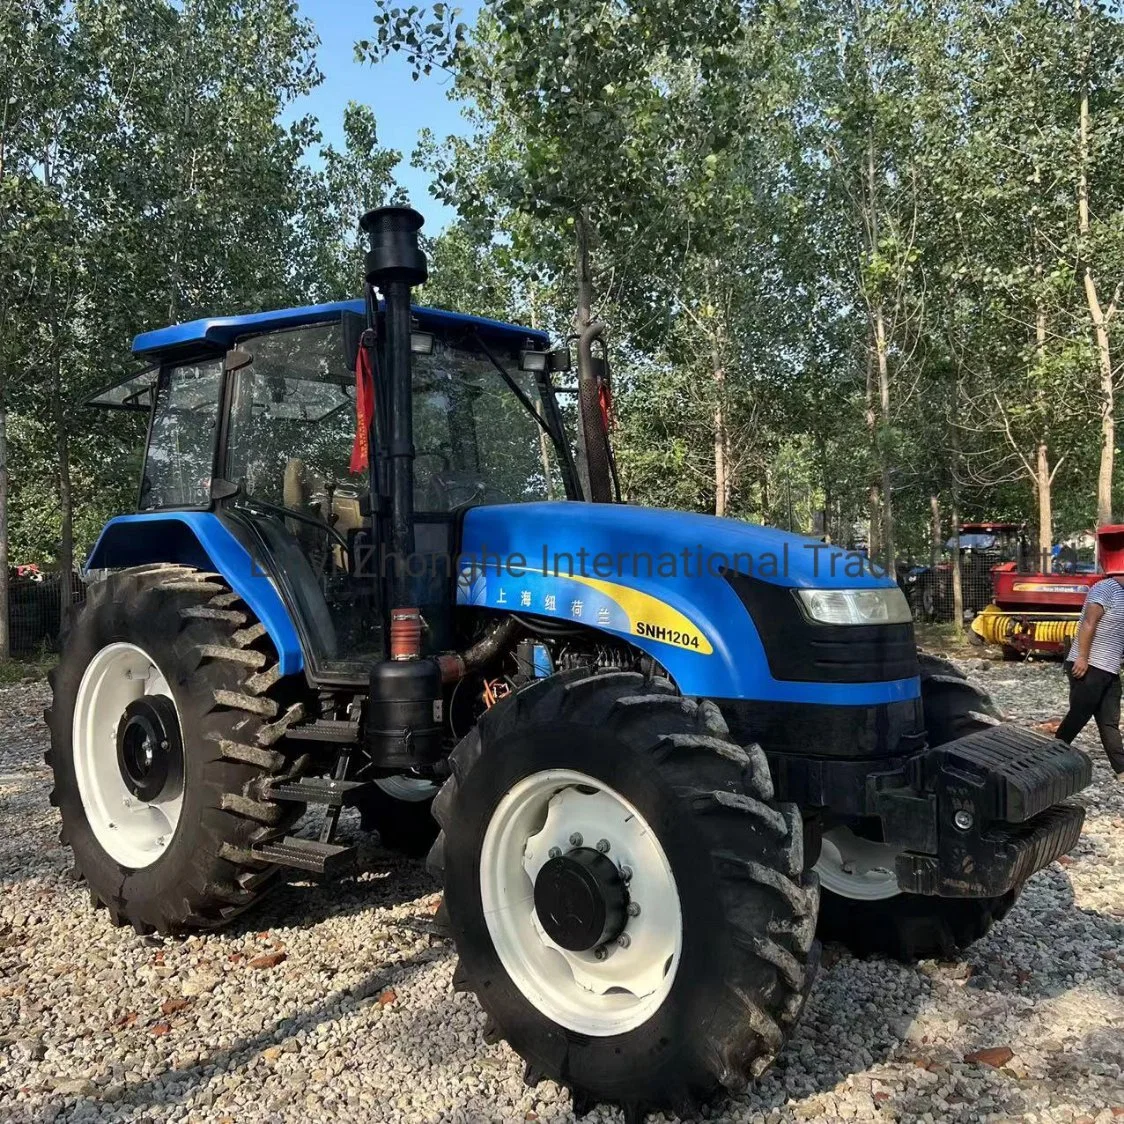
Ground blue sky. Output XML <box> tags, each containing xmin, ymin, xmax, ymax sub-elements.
<box><xmin>291</xmin><ymin>0</ymin><xmax>481</xmax><ymax>231</ymax></box>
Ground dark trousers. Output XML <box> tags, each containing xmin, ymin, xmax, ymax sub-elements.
<box><xmin>1057</xmin><ymin>663</ymin><xmax>1124</xmax><ymax>774</ymax></box>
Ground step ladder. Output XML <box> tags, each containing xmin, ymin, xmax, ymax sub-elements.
<box><xmin>251</xmin><ymin>723</ymin><xmax>366</xmax><ymax>876</ymax></box>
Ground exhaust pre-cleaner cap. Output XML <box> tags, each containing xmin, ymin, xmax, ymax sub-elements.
<box><xmin>361</xmin><ymin>205</ymin><xmax>428</xmax><ymax>286</ymax></box>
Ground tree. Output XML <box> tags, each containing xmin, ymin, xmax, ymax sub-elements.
<box><xmin>297</xmin><ymin>102</ymin><xmax>402</xmax><ymax>303</ymax></box>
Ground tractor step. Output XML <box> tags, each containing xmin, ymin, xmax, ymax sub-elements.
<box><xmin>266</xmin><ymin>777</ymin><xmax>371</xmax><ymax>807</ymax></box>
<box><xmin>252</xmin><ymin>835</ymin><xmax>356</xmax><ymax>876</ymax></box>
<box><xmin>282</xmin><ymin>719</ymin><xmax>360</xmax><ymax>744</ymax></box>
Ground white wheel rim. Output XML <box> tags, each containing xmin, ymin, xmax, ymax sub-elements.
<box><xmin>72</xmin><ymin>642</ymin><xmax>184</xmax><ymax>869</ymax></box>
<box><xmin>480</xmin><ymin>769</ymin><xmax>682</xmax><ymax>1037</ymax></box>
<box><xmin>374</xmin><ymin>775</ymin><xmax>438</xmax><ymax>802</ymax></box>
<box><xmin>815</xmin><ymin>826</ymin><xmax>901</xmax><ymax>901</ymax></box>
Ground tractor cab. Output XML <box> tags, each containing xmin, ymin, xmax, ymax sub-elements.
<box><xmin>87</xmin><ymin>298</ymin><xmax>586</xmax><ymax>683</ymax></box>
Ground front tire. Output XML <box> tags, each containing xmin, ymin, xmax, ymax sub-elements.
<box><xmin>45</xmin><ymin>565</ymin><xmax>309</xmax><ymax>934</ymax></box>
<box><xmin>430</xmin><ymin>671</ymin><xmax>818</xmax><ymax>1118</ymax></box>
<box><xmin>815</xmin><ymin>653</ymin><xmax>1017</xmax><ymax>961</ymax></box>
<box><xmin>357</xmin><ymin>775</ymin><xmax>440</xmax><ymax>857</ymax></box>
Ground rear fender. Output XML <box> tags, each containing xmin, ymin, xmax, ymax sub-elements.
<box><xmin>84</xmin><ymin>512</ymin><xmax>303</xmax><ymax>676</ymax></box>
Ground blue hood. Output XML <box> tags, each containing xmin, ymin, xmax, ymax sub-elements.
<box><xmin>458</xmin><ymin>502</ymin><xmax>914</xmax><ymax>706</ymax></box>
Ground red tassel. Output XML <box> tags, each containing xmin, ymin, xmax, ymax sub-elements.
<box><xmin>350</xmin><ymin>342</ymin><xmax>375</xmax><ymax>474</ymax></box>
<box><xmin>597</xmin><ymin>380</ymin><xmax>614</xmax><ymax>434</ymax></box>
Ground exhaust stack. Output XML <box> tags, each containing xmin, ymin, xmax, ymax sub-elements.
<box><xmin>360</xmin><ymin>206</ymin><xmax>428</xmax><ymax>598</ymax></box>
<box><xmin>360</xmin><ymin>208</ymin><xmax>443</xmax><ymax>771</ymax></box>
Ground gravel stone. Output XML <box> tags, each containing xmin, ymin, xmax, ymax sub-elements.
<box><xmin>1</xmin><ymin>661</ymin><xmax>1121</xmax><ymax>1122</ymax></box>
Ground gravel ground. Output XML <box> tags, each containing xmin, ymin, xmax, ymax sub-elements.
<box><xmin>1</xmin><ymin>658</ymin><xmax>1122</xmax><ymax>1124</ymax></box>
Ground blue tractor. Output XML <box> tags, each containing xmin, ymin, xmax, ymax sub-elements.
<box><xmin>47</xmin><ymin>208</ymin><xmax>1091</xmax><ymax>1119</ymax></box>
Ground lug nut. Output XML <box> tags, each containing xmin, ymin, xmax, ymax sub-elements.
<box><xmin>620</xmin><ymin>865</ymin><xmax>633</xmax><ymax>881</ymax></box>
<box><xmin>548</xmin><ymin>846</ymin><xmax>562</xmax><ymax>859</ymax></box>
<box><xmin>569</xmin><ymin>832</ymin><xmax>583</xmax><ymax>847</ymax></box>
<box><xmin>627</xmin><ymin>902</ymin><xmax>641</xmax><ymax>917</ymax></box>
<box><xmin>617</xmin><ymin>933</ymin><xmax>631</xmax><ymax>949</ymax></box>
<box><xmin>953</xmin><ymin>810</ymin><xmax>974</xmax><ymax>832</ymax></box>
<box><xmin>594</xmin><ymin>946</ymin><xmax>608</xmax><ymax>960</ymax></box>
<box><xmin>596</xmin><ymin>838</ymin><xmax>610</xmax><ymax>853</ymax></box>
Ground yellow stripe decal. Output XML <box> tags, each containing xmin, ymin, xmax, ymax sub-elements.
<box><xmin>568</xmin><ymin>573</ymin><xmax>715</xmax><ymax>655</ymax></box>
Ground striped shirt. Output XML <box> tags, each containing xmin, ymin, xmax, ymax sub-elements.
<box><xmin>1076</xmin><ymin>578</ymin><xmax>1124</xmax><ymax>673</ymax></box>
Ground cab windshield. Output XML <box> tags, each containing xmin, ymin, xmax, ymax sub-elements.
<box><xmin>413</xmin><ymin>338</ymin><xmax>568</xmax><ymax>510</ymax></box>
<box><xmin>220</xmin><ymin>319</ymin><xmax>570</xmax><ymax>674</ymax></box>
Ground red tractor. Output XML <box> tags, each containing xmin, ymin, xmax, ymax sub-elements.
<box><xmin>971</xmin><ymin>525</ymin><xmax>1124</xmax><ymax>658</ymax></box>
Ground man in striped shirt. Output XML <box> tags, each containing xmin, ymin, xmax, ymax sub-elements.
<box><xmin>1057</xmin><ymin>574</ymin><xmax>1124</xmax><ymax>777</ymax></box>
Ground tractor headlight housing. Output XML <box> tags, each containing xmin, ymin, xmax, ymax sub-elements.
<box><xmin>795</xmin><ymin>587</ymin><xmax>912</xmax><ymax>626</ymax></box>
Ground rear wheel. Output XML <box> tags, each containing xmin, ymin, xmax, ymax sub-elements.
<box><xmin>814</xmin><ymin>653</ymin><xmax>1017</xmax><ymax>961</ymax></box>
<box><xmin>45</xmin><ymin>565</ymin><xmax>309</xmax><ymax>934</ymax></box>
<box><xmin>430</xmin><ymin>670</ymin><xmax>819</xmax><ymax>1118</ymax></box>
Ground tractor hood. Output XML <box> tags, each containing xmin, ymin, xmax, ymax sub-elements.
<box><xmin>457</xmin><ymin>502</ymin><xmax>915</xmax><ymax>706</ymax></box>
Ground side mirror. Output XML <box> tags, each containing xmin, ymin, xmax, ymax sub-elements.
<box><xmin>548</xmin><ymin>347</ymin><xmax>571</xmax><ymax>373</ymax></box>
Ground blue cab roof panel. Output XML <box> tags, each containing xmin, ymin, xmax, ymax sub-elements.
<box><xmin>131</xmin><ymin>299</ymin><xmax>549</xmax><ymax>358</ymax></box>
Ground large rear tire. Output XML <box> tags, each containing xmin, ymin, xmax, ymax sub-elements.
<box><xmin>815</xmin><ymin>653</ymin><xmax>1018</xmax><ymax>961</ymax></box>
<box><xmin>45</xmin><ymin>565</ymin><xmax>309</xmax><ymax>934</ymax></box>
<box><xmin>430</xmin><ymin>670</ymin><xmax>819</xmax><ymax>1118</ymax></box>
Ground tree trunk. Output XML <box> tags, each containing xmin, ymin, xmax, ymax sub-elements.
<box><xmin>950</xmin><ymin>493</ymin><xmax>963</xmax><ymax>634</ymax></box>
<box><xmin>1036</xmin><ymin>442</ymin><xmax>1052</xmax><ymax>573</ymax></box>
<box><xmin>713</xmin><ymin>362</ymin><xmax>729</xmax><ymax>517</ymax></box>
<box><xmin>53</xmin><ymin>359</ymin><xmax>74</xmax><ymax>636</ymax></box>
<box><xmin>949</xmin><ymin>422</ymin><xmax>963</xmax><ymax>633</ymax></box>
<box><xmin>1077</xmin><ymin>21</ymin><xmax>1115</xmax><ymax>526</ymax></box>
<box><xmin>0</xmin><ymin>391</ymin><xmax>8</xmax><ymax>660</ymax></box>
<box><xmin>1085</xmin><ymin>268</ymin><xmax>1114</xmax><ymax>527</ymax></box>
<box><xmin>929</xmin><ymin>493</ymin><xmax>941</xmax><ymax>571</ymax></box>
<box><xmin>874</xmin><ymin>302</ymin><xmax>895</xmax><ymax>579</ymax></box>
<box><xmin>575</xmin><ymin>206</ymin><xmax>593</xmax><ymax>330</ymax></box>
<box><xmin>868</xmin><ymin>484</ymin><xmax>881</xmax><ymax>560</ymax></box>
<box><xmin>527</xmin><ymin>286</ymin><xmax>555</xmax><ymax>498</ymax></box>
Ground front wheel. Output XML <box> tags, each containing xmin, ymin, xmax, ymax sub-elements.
<box><xmin>814</xmin><ymin>652</ymin><xmax>1015</xmax><ymax>961</ymax></box>
<box><xmin>430</xmin><ymin>671</ymin><xmax>819</xmax><ymax>1118</ymax></box>
<box><xmin>814</xmin><ymin>826</ymin><xmax>1016</xmax><ymax>960</ymax></box>
<box><xmin>357</xmin><ymin>775</ymin><xmax>439</xmax><ymax>856</ymax></box>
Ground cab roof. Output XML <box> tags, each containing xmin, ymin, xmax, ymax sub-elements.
<box><xmin>131</xmin><ymin>299</ymin><xmax>549</xmax><ymax>359</ymax></box>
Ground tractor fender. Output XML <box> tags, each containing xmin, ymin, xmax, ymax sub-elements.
<box><xmin>83</xmin><ymin>512</ymin><xmax>303</xmax><ymax>675</ymax></box>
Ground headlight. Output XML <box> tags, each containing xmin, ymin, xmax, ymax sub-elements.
<box><xmin>795</xmin><ymin>587</ymin><xmax>912</xmax><ymax>626</ymax></box>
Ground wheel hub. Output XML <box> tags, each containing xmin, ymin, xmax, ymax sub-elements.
<box><xmin>814</xmin><ymin>826</ymin><xmax>902</xmax><ymax>901</ymax></box>
<box><xmin>116</xmin><ymin>696</ymin><xmax>180</xmax><ymax>802</ymax></box>
<box><xmin>480</xmin><ymin>769</ymin><xmax>684</xmax><ymax>1037</ymax></box>
<box><xmin>533</xmin><ymin>847</ymin><xmax>629</xmax><ymax>951</ymax></box>
<box><xmin>72</xmin><ymin>642</ymin><xmax>185</xmax><ymax>870</ymax></box>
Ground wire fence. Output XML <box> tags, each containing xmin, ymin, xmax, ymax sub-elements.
<box><xmin>8</xmin><ymin>573</ymin><xmax>85</xmax><ymax>656</ymax></box>
<box><xmin>901</xmin><ymin>559</ymin><xmax>1000</xmax><ymax>623</ymax></box>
